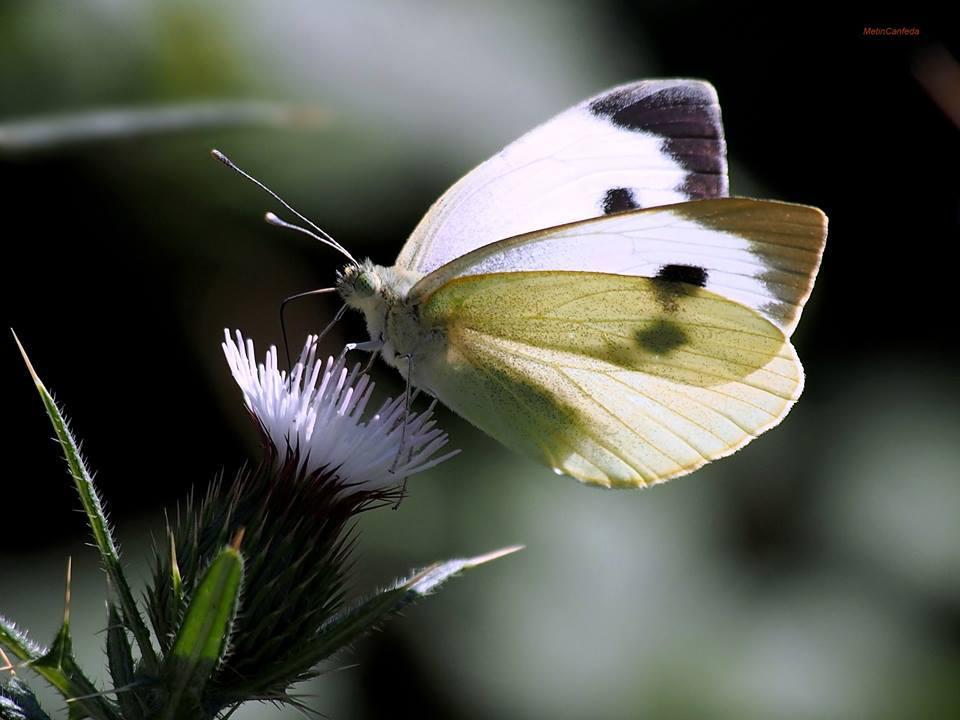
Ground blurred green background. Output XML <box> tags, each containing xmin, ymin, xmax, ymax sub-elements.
<box><xmin>2</xmin><ymin>1</ymin><xmax>957</xmax><ymax>718</ymax></box>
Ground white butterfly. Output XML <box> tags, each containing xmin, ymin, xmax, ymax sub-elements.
<box><xmin>224</xmin><ymin>79</ymin><xmax>828</xmax><ymax>488</ymax></box>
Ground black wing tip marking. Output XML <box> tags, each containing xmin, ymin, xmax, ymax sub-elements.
<box><xmin>656</xmin><ymin>264</ymin><xmax>709</xmax><ymax>287</ymax></box>
<box><xmin>588</xmin><ymin>80</ymin><xmax>728</xmax><ymax>200</ymax></box>
<box><xmin>602</xmin><ymin>187</ymin><xmax>641</xmax><ymax>215</ymax></box>
<box><xmin>588</xmin><ymin>80</ymin><xmax>722</xmax><ymax>137</ymax></box>
<box><xmin>678</xmin><ymin>172</ymin><xmax>729</xmax><ymax>199</ymax></box>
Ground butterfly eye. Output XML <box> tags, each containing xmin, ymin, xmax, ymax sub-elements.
<box><xmin>353</xmin><ymin>270</ymin><xmax>381</xmax><ymax>298</ymax></box>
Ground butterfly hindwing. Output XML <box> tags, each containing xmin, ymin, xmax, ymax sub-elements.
<box><xmin>411</xmin><ymin>198</ymin><xmax>827</xmax><ymax>337</ymax></box>
<box><xmin>396</xmin><ymin>79</ymin><xmax>728</xmax><ymax>274</ymax></box>
<box><xmin>416</xmin><ymin>271</ymin><xmax>802</xmax><ymax>487</ymax></box>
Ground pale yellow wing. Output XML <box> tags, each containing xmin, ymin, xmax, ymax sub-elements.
<box><xmin>417</xmin><ymin>271</ymin><xmax>803</xmax><ymax>487</ymax></box>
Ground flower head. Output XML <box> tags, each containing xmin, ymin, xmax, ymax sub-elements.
<box><xmin>222</xmin><ymin>330</ymin><xmax>457</xmax><ymax>491</ymax></box>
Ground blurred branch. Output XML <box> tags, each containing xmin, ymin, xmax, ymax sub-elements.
<box><xmin>914</xmin><ymin>44</ymin><xmax>960</xmax><ymax>129</ymax></box>
<box><xmin>0</xmin><ymin>101</ymin><xmax>329</xmax><ymax>154</ymax></box>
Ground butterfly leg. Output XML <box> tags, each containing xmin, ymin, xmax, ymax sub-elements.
<box><xmin>280</xmin><ymin>290</ymin><xmax>343</xmax><ymax>371</ymax></box>
<box><xmin>361</xmin><ymin>350</ymin><xmax>380</xmax><ymax>374</ymax></box>
<box><xmin>316</xmin><ymin>304</ymin><xmax>349</xmax><ymax>344</ymax></box>
<box><xmin>390</xmin><ymin>352</ymin><xmax>415</xmax><ymax>508</ymax></box>
<box><xmin>335</xmin><ymin>339</ymin><xmax>383</xmax><ymax>367</ymax></box>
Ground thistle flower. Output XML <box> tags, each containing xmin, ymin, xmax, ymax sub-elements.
<box><xmin>5</xmin><ymin>332</ymin><xmax>516</xmax><ymax>720</ymax></box>
<box><xmin>148</xmin><ymin>331</ymin><xmax>462</xmax><ymax>705</ymax></box>
<box><xmin>222</xmin><ymin>330</ymin><xmax>457</xmax><ymax>490</ymax></box>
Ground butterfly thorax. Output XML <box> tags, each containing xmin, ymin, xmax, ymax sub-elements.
<box><xmin>337</xmin><ymin>259</ymin><xmax>432</xmax><ymax>376</ymax></box>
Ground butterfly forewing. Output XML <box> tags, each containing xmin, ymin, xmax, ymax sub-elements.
<box><xmin>411</xmin><ymin>198</ymin><xmax>827</xmax><ymax>337</ymax></box>
<box><xmin>396</xmin><ymin>79</ymin><xmax>728</xmax><ymax>274</ymax></box>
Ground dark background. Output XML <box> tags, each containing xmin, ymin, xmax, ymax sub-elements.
<box><xmin>2</xmin><ymin>3</ymin><xmax>957</xmax><ymax>719</ymax></box>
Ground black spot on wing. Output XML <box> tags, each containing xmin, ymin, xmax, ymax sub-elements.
<box><xmin>635</xmin><ymin>320</ymin><xmax>688</xmax><ymax>356</ymax></box>
<box><xmin>588</xmin><ymin>80</ymin><xmax>729</xmax><ymax>200</ymax></box>
<box><xmin>602</xmin><ymin>187</ymin><xmax>640</xmax><ymax>215</ymax></box>
<box><xmin>656</xmin><ymin>264</ymin><xmax>709</xmax><ymax>287</ymax></box>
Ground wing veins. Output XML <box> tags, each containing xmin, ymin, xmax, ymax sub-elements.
<box><xmin>459</xmin><ymin>327</ymin><xmax>799</xmax><ymax>403</ymax></box>
<box><xmin>453</xmin><ymin>333</ymin><xmax>624</xmax><ymax>478</ymax></box>
<box><xmin>600</xmin><ymin>370</ymin><xmax>737</xmax><ymax>451</ymax></box>
<box><xmin>557</xmin><ymin>365</ymin><xmax>698</xmax><ymax>471</ymax></box>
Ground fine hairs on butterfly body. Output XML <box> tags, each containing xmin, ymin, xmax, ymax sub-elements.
<box><xmin>220</xmin><ymin>78</ymin><xmax>828</xmax><ymax>489</ymax></box>
<box><xmin>337</xmin><ymin>259</ymin><xmax>425</xmax><ymax>379</ymax></box>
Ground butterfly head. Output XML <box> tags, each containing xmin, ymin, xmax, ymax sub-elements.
<box><xmin>336</xmin><ymin>260</ymin><xmax>399</xmax><ymax>359</ymax></box>
<box><xmin>337</xmin><ymin>259</ymin><xmax>385</xmax><ymax>306</ymax></box>
<box><xmin>337</xmin><ymin>259</ymin><xmax>424</xmax><ymax>316</ymax></box>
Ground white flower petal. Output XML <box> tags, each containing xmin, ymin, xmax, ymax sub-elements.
<box><xmin>223</xmin><ymin>330</ymin><xmax>457</xmax><ymax>490</ymax></box>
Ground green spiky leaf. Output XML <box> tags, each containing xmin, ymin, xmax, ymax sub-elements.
<box><xmin>246</xmin><ymin>546</ymin><xmax>523</xmax><ymax>696</ymax></box>
<box><xmin>161</xmin><ymin>540</ymin><xmax>244</xmax><ymax>720</ymax></box>
<box><xmin>146</xmin><ymin>531</ymin><xmax>188</xmax><ymax>658</ymax></box>
<box><xmin>0</xmin><ymin>615</ymin><xmax>46</xmax><ymax>666</ymax></box>
<box><xmin>30</xmin><ymin>583</ymin><xmax>118</xmax><ymax>720</ymax></box>
<box><xmin>12</xmin><ymin>331</ymin><xmax>158</xmax><ymax>674</ymax></box>
<box><xmin>105</xmin><ymin>603</ymin><xmax>143</xmax><ymax>720</ymax></box>
<box><xmin>3</xmin><ymin>566</ymin><xmax>117</xmax><ymax>720</ymax></box>
<box><xmin>31</xmin><ymin>626</ymin><xmax>113</xmax><ymax>720</ymax></box>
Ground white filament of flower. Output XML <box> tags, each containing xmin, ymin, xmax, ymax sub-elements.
<box><xmin>223</xmin><ymin>330</ymin><xmax>458</xmax><ymax>490</ymax></box>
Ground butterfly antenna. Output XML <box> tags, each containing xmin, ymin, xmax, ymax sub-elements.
<box><xmin>264</xmin><ymin>212</ymin><xmax>357</xmax><ymax>265</ymax></box>
<box><xmin>210</xmin><ymin>148</ymin><xmax>359</xmax><ymax>266</ymax></box>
